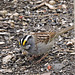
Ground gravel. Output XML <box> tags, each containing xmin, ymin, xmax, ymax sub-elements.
<box><xmin>0</xmin><ymin>0</ymin><xmax>74</xmax><ymax>75</ymax></box>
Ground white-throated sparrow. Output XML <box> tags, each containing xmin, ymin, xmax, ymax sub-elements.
<box><xmin>19</xmin><ymin>26</ymin><xmax>74</xmax><ymax>62</ymax></box>
<box><xmin>19</xmin><ymin>32</ymin><xmax>56</xmax><ymax>55</ymax></box>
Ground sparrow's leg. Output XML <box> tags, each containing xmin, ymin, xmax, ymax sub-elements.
<box><xmin>36</xmin><ymin>53</ymin><xmax>48</xmax><ymax>63</ymax></box>
<box><xmin>28</xmin><ymin>54</ymin><xmax>48</xmax><ymax>63</ymax></box>
<box><xmin>28</xmin><ymin>55</ymin><xmax>37</xmax><ymax>61</ymax></box>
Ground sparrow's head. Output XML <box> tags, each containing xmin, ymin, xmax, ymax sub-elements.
<box><xmin>19</xmin><ymin>35</ymin><xmax>35</xmax><ymax>50</ymax></box>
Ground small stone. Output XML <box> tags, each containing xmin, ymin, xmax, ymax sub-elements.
<box><xmin>57</xmin><ymin>41</ymin><xmax>63</xmax><ymax>45</ymax></box>
<box><xmin>44</xmin><ymin>63</ymin><xmax>49</xmax><ymax>66</ymax></box>
<box><xmin>63</xmin><ymin>10</ymin><xmax>67</xmax><ymax>14</ymax></box>
<box><xmin>0</xmin><ymin>69</ymin><xmax>12</xmax><ymax>73</ymax></box>
<box><xmin>58</xmin><ymin>36</ymin><xmax>63</xmax><ymax>41</ymax></box>
<box><xmin>13</xmin><ymin>13</ymin><xmax>19</xmax><ymax>17</ymax></box>
<box><xmin>71</xmin><ymin>38</ymin><xmax>75</xmax><ymax>43</ymax></box>
<box><xmin>62</xmin><ymin>59</ymin><xmax>69</xmax><ymax>65</ymax></box>
<box><xmin>0</xmin><ymin>32</ymin><xmax>10</xmax><ymax>35</ymax></box>
<box><xmin>41</xmin><ymin>72</ymin><xmax>51</xmax><ymax>75</ymax></box>
<box><xmin>22</xmin><ymin>51</ymin><xmax>28</xmax><ymax>55</ymax></box>
<box><xmin>58</xmin><ymin>5</ymin><xmax>62</xmax><ymax>9</ymax></box>
<box><xmin>51</xmin><ymin>22</ymin><xmax>56</xmax><ymax>26</ymax></box>
<box><xmin>62</xmin><ymin>20</ymin><xmax>66</xmax><ymax>25</ymax></box>
<box><xmin>56</xmin><ymin>9</ymin><xmax>62</xmax><ymax>13</ymax></box>
<box><xmin>49</xmin><ymin>0</ymin><xmax>56</xmax><ymax>5</ymax></box>
<box><xmin>41</xmin><ymin>68</ymin><xmax>44</xmax><ymax>72</ymax></box>
<box><xmin>16</xmin><ymin>30</ymin><xmax>21</xmax><ymax>33</ymax></box>
<box><xmin>62</xmin><ymin>4</ymin><xmax>67</xmax><ymax>9</ymax></box>
<box><xmin>6</xmin><ymin>13</ymin><xmax>12</xmax><ymax>16</ymax></box>
<box><xmin>59</xmin><ymin>70</ymin><xmax>63</xmax><ymax>72</ymax></box>
<box><xmin>52</xmin><ymin>9</ymin><xmax>56</xmax><ymax>13</ymax></box>
<box><xmin>36</xmin><ymin>10</ymin><xmax>45</xmax><ymax>13</ymax></box>
<box><xmin>30</xmin><ymin>2</ymin><xmax>33</xmax><ymax>4</ymax></box>
<box><xmin>2</xmin><ymin>55</ymin><xmax>13</xmax><ymax>64</ymax></box>
<box><xmin>12</xmin><ymin>0</ymin><xmax>18</xmax><ymax>3</ymax></box>
<box><xmin>9</xmin><ymin>36</ymin><xmax>14</xmax><ymax>40</ymax></box>
<box><xmin>0</xmin><ymin>17</ymin><xmax>3</xmax><ymax>20</ymax></box>
<box><xmin>70</xmin><ymin>52</ymin><xmax>75</xmax><ymax>55</ymax></box>
<box><xmin>66</xmin><ymin>41</ymin><xmax>73</xmax><ymax>46</ymax></box>
<box><xmin>40</xmin><ymin>28</ymin><xmax>46</xmax><ymax>32</ymax></box>
<box><xmin>52</xmin><ymin>63</ymin><xmax>65</xmax><ymax>72</ymax></box>
<box><xmin>0</xmin><ymin>10</ymin><xmax>7</xmax><ymax>15</ymax></box>
<box><xmin>24</xmin><ymin>70</ymin><xmax>29</xmax><ymax>73</ymax></box>
<box><xmin>0</xmin><ymin>42</ymin><xmax>5</xmax><ymax>45</ymax></box>
<box><xmin>36</xmin><ymin>1</ymin><xmax>43</xmax><ymax>4</ymax></box>
<box><xmin>48</xmin><ymin>19</ymin><xmax>52</xmax><ymax>22</ymax></box>
<box><xmin>69</xmin><ymin>23</ymin><xmax>73</xmax><ymax>26</ymax></box>
<box><xmin>22</xmin><ymin>22</ymin><xmax>28</xmax><ymax>26</ymax></box>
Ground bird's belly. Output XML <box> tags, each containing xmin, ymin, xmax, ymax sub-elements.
<box><xmin>36</xmin><ymin>42</ymin><xmax>51</xmax><ymax>55</ymax></box>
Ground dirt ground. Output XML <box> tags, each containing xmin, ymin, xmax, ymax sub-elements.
<box><xmin>0</xmin><ymin>0</ymin><xmax>74</xmax><ymax>75</ymax></box>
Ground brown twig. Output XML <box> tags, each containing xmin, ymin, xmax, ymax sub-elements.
<box><xmin>31</xmin><ymin>2</ymin><xmax>45</xmax><ymax>10</ymax></box>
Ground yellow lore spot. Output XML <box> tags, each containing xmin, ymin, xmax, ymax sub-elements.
<box><xmin>19</xmin><ymin>42</ymin><xmax>21</xmax><ymax>46</ymax></box>
<box><xmin>23</xmin><ymin>40</ymin><xmax>26</xmax><ymax>46</ymax></box>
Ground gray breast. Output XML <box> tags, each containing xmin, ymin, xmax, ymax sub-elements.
<box><xmin>27</xmin><ymin>36</ymin><xmax>55</xmax><ymax>55</ymax></box>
